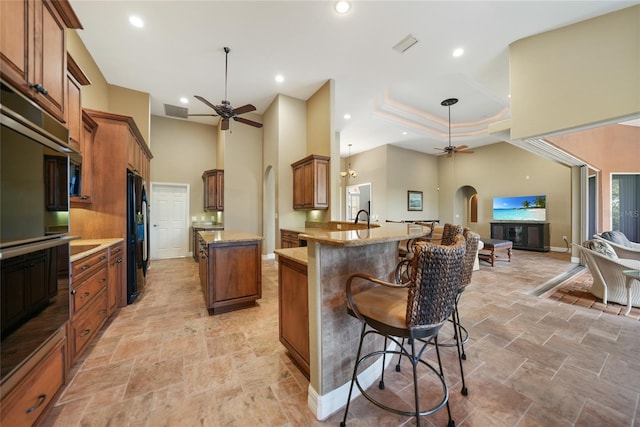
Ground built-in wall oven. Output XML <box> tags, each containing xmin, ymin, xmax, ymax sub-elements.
<box><xmin>0</xmin><ymin>80</ymin><xmax>74</xmax><ymax>383</ymax></box>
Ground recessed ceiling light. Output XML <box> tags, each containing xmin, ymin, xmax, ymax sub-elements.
<box><xmin>452</xmin><ymin>47</ymin><xmax>464</xmax><ymax>57</ymax></box>
<box><xmin>402</xmin><ymin>131</ymin><xmax>408</xmax><ymax>135</ymax></box>
<box><xmin>344</xmin><ymin>113</ymin><xmax>351</xmax><ymax>120</ymax></box>
<box><xmin>180</xmin><ymin>97</ymin><xmax>189</xmax><ymax>104</ymax></box>
<box><xmin>275</xmin><ymin>74</ymin><xmax>284</xmax><ymax>83</ymax></box>
<box><xmin>129</xmin><ymin>16</ymin><xmax>144</xmax><ymax>28</ymax></box>
<box><xmin>335</xmin><ymin>1</ymin><xmax>350</xmax><ymax>14</ymax></box>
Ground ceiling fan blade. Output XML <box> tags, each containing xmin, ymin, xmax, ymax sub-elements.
<box><xmin>456</xmin><ymin>149</ymin><xmax>474</xmax><ymax>154</ymax></box>
<box><xmin>455</xmin><ymin>145</ymin><xmax>469</xmax><ymax>151</ymax></box>
<box><xmin>221</xmin><ymin>118</ymin><xmax>230</xmax><ymax>131</ymax></box>
<box><xmin>447</xmin><ymin>152</ymin><xmax>453</xmax><ymax>158</ymax></box>
<box><xmin>234</xmin><ymin>116</ymin><xmax>263</xmax><ymax>128</ymax></box>
<box><xmin>194</xmin><ymin>95</ymin><xmax>219</xmax><ymax>111</ymax></box>
<box><xmin>233</xmin><ymin>104</ymin><xmax>256</xmax><ymax>115</ymax></box>
<box><xmin>187</xmin><ymin>113</ymin><xmax>219</xmax><ymax>117</ymax></box>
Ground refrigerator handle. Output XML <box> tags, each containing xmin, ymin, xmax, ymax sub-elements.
<box><xmin>141</xmin><ymin>186</ymin><xmax>150</xmax><ymax>276</ymax></box>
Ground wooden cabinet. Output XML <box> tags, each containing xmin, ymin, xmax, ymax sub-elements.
<box><xmin>0</xmin><ymin>0</ymin><xmax>82</xmax><ymax>122</ymax></box>
<box><xmin>490</xmin><ymin>222</ymin><xmax>550</xmax><ymax>252</ymax></box>
<box><xmin>278</xmin><ymin>254</ymin><xmax>309</xmax><ymax>378</ymax></box>
<box><xmin>0</xmin><ymin>250</ymin><xmax>50</xmax><ymax>337</ymax></box>
<box><xmin>76</xmin><ymin>110</ymin><xmax>152</xmax><ymax>307</ymax></box>
<box><xmin>65</xmin><ymin>54</ymin><xmax>91</xmax><ymax>152</ymax></box>
<box><xmin>69</xmin><ymin>248</ymin><xmax>108</xmax><ymax>362</ymax></box>
<box><xmin>107</xmin><ymin>242</ymin><xmax>124</xmax><ymax>315</ymax></box>
<box><xmin>70</xmin><ymin>110</ymin><xmax>98</xmax><ymax>206</ymax></box>
<box><xmin>0</xmin><ymin>329</ymin><xmax>66</xmax><ymax>427</ymax></box>
<box><xmin>280</xmin><ymin>229</ymin><xmax>301</xmax><ymax>248</ymax></box>
<box><xmin>200</xmin><ymin>237</ymin><xmax>262</xmax><ymax>314</ymax></box>
<box><xmin>291</xmin><ymin>155</ymin><xmax>329</xmax><ymax>210</ymax></box>
<box><xmin>44</xmin><ymin>155</ymin><xmax>68</xmax><ymax>211</ymax></box>
<box><xmin>202</xmin><ymin>169</ymin><xmax>224</xmax><ymax>211</ymax></box>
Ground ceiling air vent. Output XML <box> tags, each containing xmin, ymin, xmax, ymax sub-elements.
<box><xmin>392</xmin><ymin>34</ymin><xmax>418</xmax><ymax>53</ymax></box>
<box><xmin>164</xmin><ymin>104</ymin><xmax>188</xmax><ymax>119</ymax></box>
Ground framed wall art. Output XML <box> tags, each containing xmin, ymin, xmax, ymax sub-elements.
<box><xmin>408</xmin><ymin>190</ymin><xmax>423</xmax><ymax>211</ymax></box>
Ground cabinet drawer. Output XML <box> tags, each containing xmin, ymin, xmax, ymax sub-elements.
<box><xmin>71</xmin><ymin>267</ymin><xmax>108</xmax><ymax>316</ymax></box>
<box><xmin>71</xmin><ymin>289</ymin><xmax>108</xmax><ymax>358</ymax></box>
<box><xmin>1</xmin><ymin>339</ymin><xmax>65</xmax><ymax>427</ymax></box>
<box><xmin>72</xmin><ymin>249</ymin><xmax>107</xmax><ymax>284</ymax></box>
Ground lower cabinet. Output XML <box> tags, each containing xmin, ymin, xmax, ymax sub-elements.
<box><xmin>69</xmin><ymin>248</ymin><xmax>109</xmax><ymax>362</ymax></box>
<box><xmin>280</xmin><ymin>229</ymin><xmax>301</xmax><ymax>248</ymax></box>
<box><xmin>490</xmin><ymin>222</ymin><xmax>550</xmax><ymax>252</ymax></box>
<box><xmin>0</xmin><ymin>328</ymin><xmax>66</xmax><ymax>427</ymax></box>
<box><xmin>107</xmin><ymin>242</ymin><xmax>124</xmax><ymax>315</ymax></box>
<box><xmin>200</xmin><ymin>238</ymin><xmax>262</xmax><ymax>314</ymax></box>
<box><xmin>278</xmin><ymin>256</ymin><xmax>309</xmax><ymax>378</ymax></box>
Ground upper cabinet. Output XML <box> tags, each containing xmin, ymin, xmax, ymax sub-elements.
<box><xmin>0</xmin><ymin>0</ymin><xmax>82</xmax><ymax>122</ymax></box>
<box><xmin>65</xmin><ymin>54</ymin><xmax>91</xmax><ymax>151</ymax></box>
<box><xmin>291</xmin><ymin>155</ymin><xmax>330</xmax><ymax>210</ymax></box>
<box><xmin>70</xmin><ymin>110</ymin><xmax>98</xmax><ymax>206</ymax></box>
<box><xmin>203</xmin><ymin>169</ymin><xmax>224</xmax><ymax>211</ymax></box>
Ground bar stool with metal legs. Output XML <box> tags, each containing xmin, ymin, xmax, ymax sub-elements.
<box><xmin>340</xmin><ymin>235</ymin><xmax>466</xmax><ymax>427</ymax></box>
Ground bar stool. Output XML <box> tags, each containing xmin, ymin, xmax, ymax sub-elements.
<box><xmin>341</xmin><ymin>235</ymin><xmax>466</xmax><ymax>427</ymax></box>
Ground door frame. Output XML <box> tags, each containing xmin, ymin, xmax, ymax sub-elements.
<box><xmin>149</xmin><ymin>181</ymin><xmax>190</xmax><ymax>260</ymax></box>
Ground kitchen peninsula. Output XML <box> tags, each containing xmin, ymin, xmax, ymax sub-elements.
<box><xmin>276</xmin><ymin>222</ymin><xmax>431</xmax><ymax>420</ymax></box>
<box><xmin>198</xmin><ymin>230</ymin><xmax>262</xmax><ymax>314</ymax></box>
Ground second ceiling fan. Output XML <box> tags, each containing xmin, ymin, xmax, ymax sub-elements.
<box><xmin>436</xmin><ymin>98</ymin><xmax>474</xmax><ymax>157</ymax></box>
<box><xmin>192</xmin><ymin>47</ymin><xmax>263</xmax><ymax>131</ymax></box>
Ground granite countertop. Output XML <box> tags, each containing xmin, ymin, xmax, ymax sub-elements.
<box><xmin>274</xmin><ymin>247</ymin><xmax>307</xmax><ymax>265</ymax></box>
<box><xmin>199</xmin><ymin>230</ymin><xmax>263</xmax><ymax>245</ymax></box>
<box><xmin>70</xmin><ymin>238</ymin><xmax>124</xmax><ymax>262</ymax></box>
<box><xmin>295</xmin><ymin>222</ymin><xmax>430</xmax><ymax>247</ymax></box>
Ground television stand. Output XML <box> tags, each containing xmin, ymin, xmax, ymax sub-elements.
<box><xmin>490</xmin><ymin>222</ymin><xmax>550</xmax><ymax>252</ymax></box>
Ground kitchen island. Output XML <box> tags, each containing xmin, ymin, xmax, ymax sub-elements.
<box><xmin>198</xmin><ymin>230</ymin><xmax>262</xmax><ymax>314</ymax></box>
<box><xmin>277</xmin><ymin>222</ymin><xmax>431</xmax><ymax>420</ymax></box>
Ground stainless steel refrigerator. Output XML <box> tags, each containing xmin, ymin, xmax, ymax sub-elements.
<box><xmin>127</xmin><ymin>170</ymin><xmax>149</xmax><ymax>304</ymax></box>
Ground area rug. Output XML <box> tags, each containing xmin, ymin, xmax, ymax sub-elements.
<box><xmin>548</xmin><ymin>269</ymin><xmax>640</xmax><ymax>320</ymax></box>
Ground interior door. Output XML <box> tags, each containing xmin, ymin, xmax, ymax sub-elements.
<box><xmin>150</xmin><ymin>183</ymin><xmax>189</xmax><ymax>259</ymax></box>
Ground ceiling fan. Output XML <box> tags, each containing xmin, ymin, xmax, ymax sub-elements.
<box><xmin>192</xmin><ymin>47</ymin><xmax>263</xmax><ymax>131</ymax></box>
<box><xmin>436</xmin><ymin>98</ymin><xmax>474</xmax><ymax>157</ymax></box>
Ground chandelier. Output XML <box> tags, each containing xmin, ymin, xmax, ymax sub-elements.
<box><xmin>340</xmin><ymin>144</ymin><xmax>358</xmax><ymax>179</ymax></box>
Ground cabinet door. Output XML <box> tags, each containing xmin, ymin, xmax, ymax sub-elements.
<box><xmin>279</xmin><ymin>257</ymin><xmax>309</xmax><ymax>376</ymax></box>
<box><xmin>33</xmin><ymin>0</ymin><xmax>67</xmax><ymax>121</ymax></box>
<box><xmin>292</xmin><ymin>164</ymin><xmax>305</xmax><ymax>209</ymax></box>
<box><xmin>215</xmin><ymin>171</ymin><xmax>224</xmax><ymax>210</ymax></box>
<box><xmin>0</xmin><ymin>0</ymin><xmax>30</xmax><ymax>90</ymax></box>
<box><xmin>108</xmin><ymin>244</ymin><xmax>124</xmax><ymax>314</ymax></box>
<box><xmin>302</xmin><ymin>162</ymin><xmax>314</xmax><ymax>207</ymax></box>
<box><xmin>66</xmin><ymin>72</ymin><xmax>82</xmax><ymax>151</ymax></box>
<box><xmin>44</xmin><ymin>156</ymin><xmax>68</xmax><ymax>211</ymax></box>
<box><xmin>70</xmin><ymin>111</ymin><xmax>97</xmax><ymax>205</ymax></box>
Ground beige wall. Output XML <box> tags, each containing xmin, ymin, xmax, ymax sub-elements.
<box><xmin>149</xmin><ymin>115</ymin><xmax>218</xmax><ymax>233</ymax></box>
<box><xmin>437</xmin><ymin>142</ymin><xmax>572</xmax><ymax>247</ymax></box>
<box><xmin>508</xmin><ymin>5</ymin><xmax>640</xmax><ymax>140</ymax></box>
<box><xmin>306</xmin><ymin>80</ymin><xmax>335</xmax><ymax>223</ymax></box>
<box><xmin>549</xmin><ymin>124</ymin><xmax>640</xmax><ymax>231</ymax></box>
<box><xmin>223</xmin><ymin>113</ymin><xmax>263</xmax><ymax>235</ymax></box>
<box><xmin>67</xmin><ymin>30</ymin><xmax>151</xmax><ymax>145</ymax></box>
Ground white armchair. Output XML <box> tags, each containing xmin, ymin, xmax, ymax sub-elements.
<box><xmin>594</xmin><ymin>231</ymin><xmax>640</xmax><ymax>261</ymax></box>
<box><xmin>575</xmin><ymin>241</ymin><xmax>640</xmax><ymax>313</ymax></box>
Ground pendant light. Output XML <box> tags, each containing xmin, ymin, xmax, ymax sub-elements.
<box><xmin>340</xmin><ymin>144</ymin><xmax>358</xmax><ymax>179</ymax></box>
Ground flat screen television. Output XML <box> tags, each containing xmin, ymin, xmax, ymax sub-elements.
<box><xmin>493</xmin><ymin>195</ymin><xmax>546</xmax><ymax>221</ymax></box>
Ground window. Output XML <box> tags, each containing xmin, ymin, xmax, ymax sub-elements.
<box><xmin>611</xmin><ymin>174</ymin><xmax>640</xmax><ymax>241</ymax></box>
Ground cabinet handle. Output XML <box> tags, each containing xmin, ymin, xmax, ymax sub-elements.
<box><xmin>99</xmin><ymin>278</ymin><xmax>107</xmax><ymax>283</ymax></box>
<box><xmin>100</xmin><ymin>256</ymin><xmax>107</xmax><ymax>261</ymax></box>
<box><xmin>80</xmin><ymin>291</ymin><xmax>90</xmax><ymax>299</ymax></box>
<box><xmin>99</xmin><ymin>309</ymin><xmax>107</xmax><ymax>315</ymax></box>
<box><xmin>80</xmin><ymin>195</ymin><xmax>89</xmax><ymax>200</ymax></box>
<box><xmin>70</xmin><ymin>289</ymin><xmax>77</xmax><ymax>295</ymax></box>
<box><xmin>28</xmin><ymin>83</ymin><xmax>48</xmax><ymax>95</ymax></box>
<box><xmin>81</xmin><ymin>265</ymin><xmax>91</xmax><ymax>271</ymax></box>
<box><xmin>116</xmin><ymin>258</ymin><xmax>123</xmax><ymax>263</ymax></box>
<box><xmin>80</xmin><ymin>329</ymin><xmax>91</xmax><ymax>337</ymax></box>
<box><xmin>26</xmin><ymin>394</ymin><xmax>47</xmax><ymax>414</ymax></box>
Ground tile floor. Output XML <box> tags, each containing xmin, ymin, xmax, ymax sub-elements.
<box><xmin>42</xmin><ymin>250</ymin><xmax>640</xmax><ymax>427</ymax></box>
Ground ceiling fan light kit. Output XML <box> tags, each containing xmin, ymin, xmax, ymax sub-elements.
<box><xmin>193</xmin><ymin>46</ymin><xmax>263</xmax><ymax>130</ymax></box>
<box><xmin>438</xmin><ymin>97</ymin><xmax>474</xmax><ymax>157</ymax></box>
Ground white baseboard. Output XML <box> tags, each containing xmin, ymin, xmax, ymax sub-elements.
<box><xmin>307</xmin><ymin>342</ymin><xmax>396</xmax><ymax>421</ymax></box>
<box><xmin>262</xmin><ymin>253</ymin><xmax>275</xmax><ymax>260</ymax></box>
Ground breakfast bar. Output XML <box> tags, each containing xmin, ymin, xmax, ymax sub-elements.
<box><xmin>282</xmin><ymin>222</ymin><xmax>430</xmax><ymax>420</ymax></box>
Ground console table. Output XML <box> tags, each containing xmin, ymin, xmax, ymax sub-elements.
<box><xmin>490</xmin><ymin>222</ymin><xmax>550</xmax><ymax>252</ymax></box>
